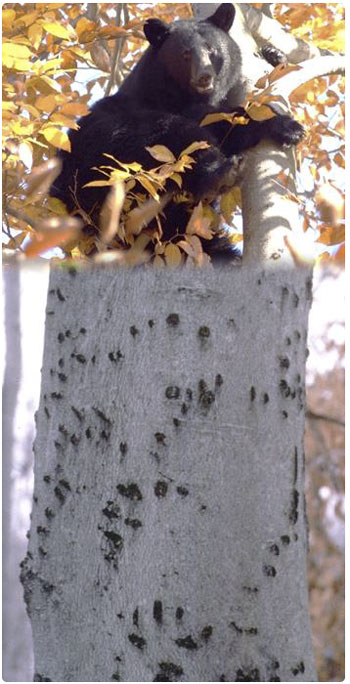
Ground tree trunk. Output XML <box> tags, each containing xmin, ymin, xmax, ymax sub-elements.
<box><xmin>22</xmin><ymin>265</ymin><xmax>317</xmax><ymax>682</ymax></box>
<box><xmin>3</xmin><ymin>266</ymin><xmax>34</xmax><ymax>681</ymax></box>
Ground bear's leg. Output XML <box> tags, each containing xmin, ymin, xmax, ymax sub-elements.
<box><xmin>107</xmin><ymin>110</ymin><xmax>242</xmax><ymax>201</ymax></box>
<box><xmin>216</xmin><ymin>115</ymin><xmax>304</xmax><ymax>155</ymax></box>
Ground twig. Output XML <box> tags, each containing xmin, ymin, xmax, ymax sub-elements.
<box><xmin>105</xmin><ymin>4</ymin><xmax>128</xmax><ymax>95</ymax></box>
<box><xmin>4</xmin><ymin>207</ymin><xmax>36</xmax><ymax>230</ymax></box>
<box><xmin>306</xmin><ymin>409</ymin><xmax>345</xmax><ymax>428</ymax></box>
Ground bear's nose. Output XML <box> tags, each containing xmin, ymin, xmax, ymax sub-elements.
<box><xmin>198</xmin><ymin>73</ymin><xmax>212</xmax><ymax>87</ymax></box>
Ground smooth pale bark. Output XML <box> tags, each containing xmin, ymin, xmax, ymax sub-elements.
<box><xmin>22</xmin><ymin>265</ymin><xmax>316</xmax><ymax>682</ymax></box>
<box><xmin>241</xmin><ymin>142</ymin><xmax>299</xmax><ymax>266</ymax></box>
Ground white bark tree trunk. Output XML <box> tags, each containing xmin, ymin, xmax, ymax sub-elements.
<box><xmin>22</xmin><ymin>265</ymin><xmax>317</xmax><ymax>682</ymax></box>
<box><xmin>3</xmin><ymin>266</ymin><xmax>34</xmax><ymax>681</ymax></box>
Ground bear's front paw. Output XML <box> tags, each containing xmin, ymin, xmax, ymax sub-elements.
<box><xmin>260</xmin><ymin>44</ymin><xmax>287</xmax><ymax>67</ymax></box>
<box><xmin>270</xmin><ymin>115</ymin><xmax>305</xmax><ymax>147</ymax></box>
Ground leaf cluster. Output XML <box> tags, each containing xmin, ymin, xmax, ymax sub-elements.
<box><xmin>2</xmin><ymin>3</ymin><xmax>344</xmax><ymax>265</ymax></box>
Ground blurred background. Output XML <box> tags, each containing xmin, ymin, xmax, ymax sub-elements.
<box><xmin>2</xmin><ymin>262</ymin><xmax>345</xmax><ymax>682</ymax></box>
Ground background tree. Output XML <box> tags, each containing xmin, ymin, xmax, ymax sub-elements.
<box><xmin>305</xmin><ymin>268</ymin><xmax>345</xmax><ymax>682</ymax></box>
<box><xmin>2</xmin><ymin>3</ymin><xmax>344</xmax><ymax>681</ymax></box>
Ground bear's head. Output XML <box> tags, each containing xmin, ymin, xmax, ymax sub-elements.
<box><xmin>144</xmin><ymin>4</ymin><xmax>237</xmax><ymax>99</ymax></box>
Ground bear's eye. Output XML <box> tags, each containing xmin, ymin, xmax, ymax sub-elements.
<box><xmin>182</xmin><ymin>50</ymin><xmax>191</xmax><ymax>61</ymax></box>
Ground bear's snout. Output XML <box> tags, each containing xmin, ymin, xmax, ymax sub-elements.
<box><xmin>191</xmin><ymin>71</ymin><xmax>214</xmax><ymax>94</ymax></box>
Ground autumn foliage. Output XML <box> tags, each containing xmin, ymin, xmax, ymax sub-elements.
<box><xmin>2</xmin><ymin>3</ymin><xmax>344</xmax><ymax>264</ymax></box>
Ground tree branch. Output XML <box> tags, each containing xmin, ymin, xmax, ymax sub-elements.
<box><xmin>4</xmin><ymin>207</ymin><xmax>36</xmax><ymax>230</ymax></box>
<box><xmin>238</xmin><ymin>3</ymin><xmax>336</xmax><ymax>62</ymax></box>
<box><xmin>269</xmin><ymin>55</ymin><xmax>345</xmax><ymax>105</ymax></box>
<box><xmin>240</xmin><ymin>141</ymin><xmax>302</xmax><ymax>266</ymax></box>
<box><xmin>306</xmin><ymin>409</ymin><xmax>345</xmax><ymax>428</ymax></box>
<box><xmin>105</xmin><ymin>4</ymin><xmax>128</xmax><ymax>95</ymax></box>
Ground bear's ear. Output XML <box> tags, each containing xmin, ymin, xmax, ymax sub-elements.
<box><xmin>144</xmin><ymin>18</ymin><xmax>170</xmax><ymax>48</ymax></box>
<box><xmin>206</xmin><ymin>3</ymin><xmax>235</xmax><ymax>33</ymax></box>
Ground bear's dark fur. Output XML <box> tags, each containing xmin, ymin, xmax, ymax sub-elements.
<box><xmin>51</xmin><ymin>4</ymin><xmax>303</xmax><ymax>261</ymax></box>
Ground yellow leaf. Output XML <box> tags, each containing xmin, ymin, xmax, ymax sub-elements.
<box><xmin>220</xmin><ymin>188</ymin><xmax>237</xmax><ymax>222</ymax></box>
<box><xmin>13</xmin><ymin>10</ymin><xmax>38</xmax><ymax>27</ymax></box>
<box><xmin>2</xmin><ymin>43</ymin><xmax>32</xmax><ymax>59</ymax></box>
<box><xmin>90</xmin><ymin>44</ymin><xmax>111</xmax><ymax>73</ymax></box>
<box><xmin>61</xmin><ymin>102</ymin><xmax>90</xmax><ymax>117</ymax></box>
<box><xmin>76</xmin><ymin>18</ymin><xmax>97</xmax><ymax>39</ymax></box>
<box><xmin>30</xmin><ymin>75</ymin><xmax>62</xmax><ymax>93</ymax></box>
<box><xmin>186</xmin><ymin>202</ymin><xmax>213</xmax><ymax>239</ymax></box>
<box><xmin>317</xmin><ymin>225</ymin><xmax>345</xmax><ymax>246</ymax></box>
<box><xmin>6</xmin><ymin>231</ymin><xmax>28</xmax><ymax>250</ymax></box>
<box><xmin>180</xmin><ymin>141</ymin><xmax>210</xmax><ymax>156</ymax></box>
<box><xmin>23</xmin><ymin>104</ymin><xmax>40</xmax><ymax>118</ymax></box>
<box><xmin>6</xmin><ymin>58</ymin><xmax>33</xmax><ymax>72</ymax></box>
<box><xmin>103</xmin><ymin>155</ymin><xmax>142</xmax><ymax>173</ymax></box>
<box><xmin>35</xmin><ymin>94</ymin><xmax>63</xmax><ymax>112</ymax></box>
<box><xmin>246</xmin><ymin>104</ymin><xmax>276</xmax><ymax>121</ymax></box>
<box><xmin>41</xmin><ymin>127</ymin><xmax>71</xmax><ymax>151</ymax></box>
<box><xmin>2</xmin><ymin>110</ymin><xmax>14</xmax><ymax>121</ymax></box>
<box><xmin>38</xmin><ymin>58</ymin><xmax>64</xmax><ymax>74</ymax></box>
<box><xmin>2</xmin><ymin>102</ymin><xmax>17</xmax><ymax>112</ymax></box>
<box><xmin>98</xmin><ymin>26</ymin><xmax>128</xmax><ymax>40</ymax></box>
<box><xmin>108</xmin><ymin>168</ymin><xmax>132</xmax><ymax>182</ymax></box>
<box><xmin>186</xmin><ymin>235</ymin><xmax>203</xmax><ymax>259</ymax></box>
<box><xmin>84</xmin><ymin>180</ymin><xmax>115</xmax><ymax>188</ymax></box>
<box><xmin>51</xmin><ymin>113</ymin><xmax>79</xmax><ymax>129</ymax></box>
<box><xmin>200</xmin><ymin>112</ymin><xmax>234</xmax><ymax>127</ymax></box>
<box><xmin>333</xmin><ymin>153</ymin><xmax>344</xmax><ymax>168</ymax></box>
<box><xmin>28</xmin><ymin>23</ymin><xmax>43</xmax><ymax>50</ymax></box>
<box><xmin>316</xmin><ymin>183</ymin><xmax>344</xmax><ymax>226</ymax></box>
<box><xmin>146</xmin><ymin>145</ymin><xmax>176</xmax><ymax>163</ymax></box>
<box><xmin>137</xmin><ymin>175</ymin><xmax>160</xmax><ymax>199</ymax></box>
<box><xmin>43</xmin><ymin>22</ymin><xmax>75</xmax><ymax>41</ymax></box>
<box><xmin>176</xmin><ymin>239</ymin><xmax>194</xmax><ymax>257</ymax></box>
<box><xmin>173</xmin><ymin>155</ymin><xmax>195</xmax><ymax>172</ymax></box>
<box><xmin>12</xmin><ymin>121</ymin><xmax>34</xmax><ymax>136</ymax></box>
<box><xmin>48</xmin><ymin>197</ymin><xmax>68</xmax><ymax>215</ymax></box>
<box><xmin>165</xmin><ymin>243</ymin><xmax>182</xmax><ymax>267</ymax></box>
<box><xmin>2</xmin><ymin>9</ymin><xmax>16</xmax><ymax>29</ymax></box>
<box><xmin>171</xmin><ymin>173</ymin><xmax>182</xmax><ymax>188</ymax></box>
<box><xmin>99</xmin><ymin>181</ymin><xmax>126</xmax><ymax>244</ymax></box>
<box><xmin>125</xmin><ymin>193</ymin><xmax>170</xmax><ymax>236</ymax></box>
<box><xmin>126</xmin><ymin>162</ymin><xmax>142</xmax><ymax>172</ymax></box>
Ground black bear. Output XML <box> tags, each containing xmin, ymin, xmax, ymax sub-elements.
<box><xmin>51</xmin><ymin>3</ymin><xmax>304</xmax><ymax>261</ymax></box>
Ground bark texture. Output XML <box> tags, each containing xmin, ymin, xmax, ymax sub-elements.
<box><xmin>22</xmin><ymin>266</ymin><xmax>317</xmax><ymax>682</ymax></box>
<box><xmin>241</xmin><ymin>142</ymin><xmax>299</xmax><ymax>266</ymax></box>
